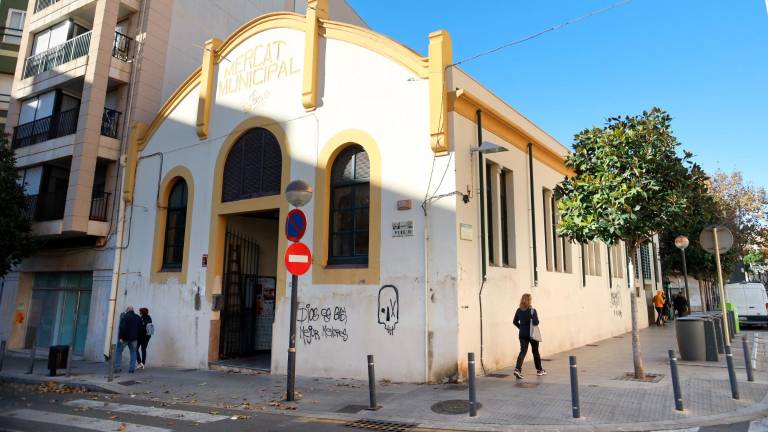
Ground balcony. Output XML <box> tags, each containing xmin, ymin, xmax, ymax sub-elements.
<box><xmin>89</xmin><ymin>191</ymin><xmax>111</xmax><ymax>221</ymax></box>
<box><xmin>101</xmin><ymin>108</ymin><xmax>121</xmax><ymax>138</ymax></box>
<box><xmin>24</xmin><ymin>191</ymin><xmax>66</xmax><ymax>222</ymax></box>
<box><xmin>12</xmin><ymin>108</ymin><xmax>79</xmax><ymax>149</ymax></box>
<box><xmin>35</xmin><ymin>0</ymin><xmax>60</xmax><ymax>13</ymax></box>
<box><xmin>23</xmin><ymin>31</ymin><xmax>92</xmax><ymax>79</ymax></box>
<box><xmin>112</xmin><ymin>31</ymin><xmax>132</xmax><ymax>62</ymax></box>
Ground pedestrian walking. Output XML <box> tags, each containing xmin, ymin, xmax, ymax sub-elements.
<box><xmin>674</xmin><ymin>293</ymin><xmax>689</xmax><ymax>317</ymax></box>
<box><xmin>137</xmin><ymin>307</ymin><xmax>153</xmax><ymax>370</ymax></box>
<box><xmin>513</xmin><ymin>293</ymin><xmax>545</xmax><ymax>379</ymax></box>
<box><xmin>114</xmin><ymin>306</ymin><xmax>142</xmax><ymax>373</ymax></box>
<box><xmin>653</xmin><ymin>290</ymin><xmax>665</xmax><ymax>326</ymax></box>
<box><xmin>663</xmin><ymin>297</ymin><xmax>673</xmax><ymax>322</ymax></box>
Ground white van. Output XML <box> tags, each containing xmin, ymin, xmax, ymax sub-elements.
<box><xmin>726</xmin><ymin>282</ymin><xmax>768</xmax><ymax>327</ymax></box>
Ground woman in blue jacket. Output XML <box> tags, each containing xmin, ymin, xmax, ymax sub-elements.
<box><xmin>513</xmin><ymin>293</ymin><xmax>545</xmax><ymax>379</ymax></box>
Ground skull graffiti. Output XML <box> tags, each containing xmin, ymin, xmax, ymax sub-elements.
<box><xmin>378</xmin><ymin>285</ymin><xmax>399</xmax><ymax>335</ymax></box>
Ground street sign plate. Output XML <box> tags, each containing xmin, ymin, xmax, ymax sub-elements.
<box><xmin>285</xmin><ymin>209</ymin><xmax>307</xmax><ymax>242</ymax></box>
<box><xmin>285</xmin><ymin>242</ymin><xmax>312</xmax><ymax>276</ymax></box>
<box><xmin>699</xmin><ymin>225</ymin><xmax>734</xmax><ymax>255</ymax></box>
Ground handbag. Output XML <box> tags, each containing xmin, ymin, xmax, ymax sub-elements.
<box><xmin>530</xmin><ymin>309</ymin><xmax>542</xmax><ymax>342</ymax></box>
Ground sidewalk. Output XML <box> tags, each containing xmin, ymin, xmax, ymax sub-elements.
<box><xmin>2</xmin><ymin>325</ymin><xmax>768</xmax><ymax>431</ymax></box>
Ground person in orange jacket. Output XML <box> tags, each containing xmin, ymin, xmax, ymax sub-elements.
<box><xmin>653</xmin><ymin>290</ymin><xmax>665</xmax><ymax>326</ymax></box>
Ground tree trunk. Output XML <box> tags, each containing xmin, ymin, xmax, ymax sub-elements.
<box><xmin>627</xmin><ymin>245</ymin><xmax>645</xmax><ymax>379</ymax></box>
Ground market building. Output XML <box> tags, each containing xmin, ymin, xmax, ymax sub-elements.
<box><xmin>114</xmin><ymin>0</ymin><xmax>665</xmax><ymax>382</ymax></box>
<box><xmin>0</xmin><ymin>0</ymin><xmax>363</xmax><ymax>362</ymax></box>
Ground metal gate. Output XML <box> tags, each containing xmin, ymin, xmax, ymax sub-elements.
<box><xmin>219</xmin><ymin>230</ymin><xmax>261</xmax><ymax>358</ymax></box>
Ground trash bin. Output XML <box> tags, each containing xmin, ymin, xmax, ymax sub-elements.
<box><xmin>727</xmin><ymin>310</ymin><xmax>737</xmax><ymax>338</ymax></box>
<box><xmin>48</xmin><ymin>345</ymin><xmax>69</xmax><ymax>376</ymax></box>
<box><xmin>676</xmin><ymin>317</ymin><xmax>706</xmax><ymax>361</ymax></box>
<box><xmin>726</xmin><ymin>303</ymin><xmax>740</xmax><ymax>333</ymax></box>
<box><xmin>701</xmin><ymin>317</ymin><xmax>720</xmax><ymax>362</ymax></box>
<box><xmin>712</xmin><ymin>315</ymin><xmax>725</xmax><ymax>353</ymax></box>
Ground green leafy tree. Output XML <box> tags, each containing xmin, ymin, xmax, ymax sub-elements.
<box><xmin>0</xmin><ymin>141</ymin><xmax>32</xmax><ymax>277</ymax></box>
<box><xmin>555</xmin><ymin>108</ymin><xmax>698</xmax><ymax>379</ymax></box>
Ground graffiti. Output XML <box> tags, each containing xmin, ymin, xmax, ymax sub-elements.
<box><xmin>378</xmin><ymin>285</ymin><xmax>399</xmax><ymax>335</ymax></box>
<box><xmin>609</xmin><ymin>290</ymin><xmax>623</xmax><ymax>317</ymax></box>
<box><xmin>297</xmin><ymin>303</ymin><xmax>349</xmax><ymax>345</ymax></box>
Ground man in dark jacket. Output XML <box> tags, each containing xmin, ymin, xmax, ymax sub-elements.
<box><xmin>673</xmin><ymin>294</ymin><xmax>690</xmax><ymax>317</ymax></box>
<box><xmin>114</xmin><ymin>306</ymin><xmax>142</xmax><ymax>373</ymax></box>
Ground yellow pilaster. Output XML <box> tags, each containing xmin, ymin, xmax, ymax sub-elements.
<box><xmin>197</xmin><ymin>38</ymin><xmax>222</xmax><ymax>139</ymax></box>
<box><xmin>428</xmin><ymin>30</ymin><xmax>452</xmax><ymax>155</ymax></box>
<box><xmin>122</xmin><ymin>122</ymin><xmax>147</xmax><ymax>204</ymax></box>
<box><xmin>302</xmin><ymin>0</ymin><xmax>328</xmax><ymax>111</ymax></box>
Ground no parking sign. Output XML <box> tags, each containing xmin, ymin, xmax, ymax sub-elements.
<box><xmin>285</xmin><ymin>209</ymin><xmax>307</xmax><ymax>242</ymax></box>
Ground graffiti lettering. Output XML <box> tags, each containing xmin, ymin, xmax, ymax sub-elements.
<box><xmin>609</xmin><ymin>290</ymin><xmax>623</xmax><ymax>317</ymax></box>
<box><xmin>297</xmin><ymin>303</ymin><xmax>349</xmax><ymax>344</ymax></box>
<box><xmin>299</xmin><ymin>325</ymin><xmax>320</xmax><ymax>345</ymax></box>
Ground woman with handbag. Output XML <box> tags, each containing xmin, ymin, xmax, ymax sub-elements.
<box><xmin>512</xmin><ymin>293</ymin><xmax>545</xmax><ymax>379</ymax></box>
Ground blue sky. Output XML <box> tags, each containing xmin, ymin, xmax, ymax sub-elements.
<box><xmin>348</xmin><ymin>0</ymin><xmax>768</xmax><ymax>187</ymax></box>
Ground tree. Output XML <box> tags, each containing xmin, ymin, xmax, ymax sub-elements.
<box><xmin>0</xmin><ymin>141</ymin><xmax>32</xmax><ymax>277</ymax></box>
<box><xmin>554</xmin><ymin>108</ymin><xmax>699</xmax><ymax>379</ymax></box>
<box><xmin>709</xmin><ymin>170</ymin><xmax>768</xmax><ymax>262</ymax></box>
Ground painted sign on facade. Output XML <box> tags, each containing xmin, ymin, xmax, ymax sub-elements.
<box><xmin>217</xmin><ymin>40</ymin><xmax>301</xmax><ymax>97</ymax></box>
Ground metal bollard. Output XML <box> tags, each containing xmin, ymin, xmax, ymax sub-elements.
<box><xmin>0</xmin><ymin>340</ymin><xmax>6</xmax><ymax>372</ymax></box>
<box><xmin>752</xmin><ymin>333</ymin><xmax>759</xmax><ymax>371</ymax></box>
<box><xmin>107</xmin><ymin>344</ymin><xmax>115</xmax><ymax>382</ymax></box>
<box><xmin>366</xmin><ymin>355</ymin><xmax>380</xmax><ymax>410</ymax></box>
<box><xmin>724</xmin><ymin>345</ymin><xmax>740</xmax><ymax>399</ymax></box>
<box><xmin>668</xmin><ymin>350</ymin><xmax>684</xmax><ymax>411</ymax></box>
<box><xmin>569</xmin><ymin>355</ymin><xmax>580</xmax><ymax>418</ymax></box>
<box><xmin>26</xmin><ymin>342</ymin><xmax>36</xmax><ymax>375</ymax></box>
<box><xmin>467</xmin><ymin>352</ymin><xmax>477</xmax><ymax>417</ymax></box>
<box><xmin>742</xmin><ymin>336</ymin><xmax>754</xmax><ymax>382</ymax></box>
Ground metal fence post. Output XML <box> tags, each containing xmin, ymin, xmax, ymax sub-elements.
<box><xmin>725</xmin><ymin>345</ymin><xmax>740</xmax><ymax>399</ymax></box>
<box><xmin>742</xmin><ymin>336</ymin><xmax>754</xmax><ymax>382</ymax></box>
<box><xmin>569</xmin><ymin>356</ymin><xmax>580</xmax><ymax>418</ymax></box>
<box><xmin>468</xmin><ymin>352</ymin><xmax>477</xmax><ymax>417</ymax></box>
<box><xmin>668</xmin><ymin>350</ymin><xmax>684</xmax><ymax>411</ymax></box>
<box><xmin>26</xmin><ymin>341</ymin><xmax>36</xmax><ymax>375</ymax></box>
<box><xmin>107</xmin><ymin>344</ymin><xmax>115</xmax><ymax>382</ymax></box>
<box><xmin>366</xmin><ymin>355</ymin><xmax>380</xmax><ymax>410</ymax></box>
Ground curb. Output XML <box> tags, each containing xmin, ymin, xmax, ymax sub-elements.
<box><xmin>0</xmin><ymin>373</ymin><xmax>120</xmax><ymax>394</ymax></box>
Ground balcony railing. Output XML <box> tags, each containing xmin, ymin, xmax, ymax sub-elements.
<box><xmin>35</xmin><ymin>0</ymin><xmax>61</xmax><ymax>13</ymax></box>
<box><xmin>112</xmin><ymin>31</ymin><xmax>132</xmax><ymax>61</ymax></box>
<box><xmin>23</xmin><ymin>31</ymin><xmax>92</xmax><ymax>78</ymax></box>
<box><xmin>12</xmin><ymin>108</ymin><xmax>79</xmax><ymax>149</ymax></box>
<box><xmin>101</xmin><ymin>108</ymin><xmax>121</xmax><ymax>138</ymax></box>
<box><xmin>25</xmin><ymin>191</ymin><xmax>67</xmax><ymax>222</ymax></box>
<box><xmin>0</xmin><ymin>27</ymin><xmax>23</xmax><ymax>45</ymax></box>
<box><xmin>89</xmin><ymin>191</ymin><xmax>111</xmax><ymax>222</ymax></box>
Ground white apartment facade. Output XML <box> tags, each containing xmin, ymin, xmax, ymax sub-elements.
<box><xmin>0</xmin><ymin>0</ymin><xmax>364</xmax><ymax>361</ymax></box>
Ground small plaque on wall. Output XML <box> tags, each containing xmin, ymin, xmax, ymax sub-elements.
<box><xmin>392</xmin><ymin>221</ymin><xmax>414</xmax><ymax>237</ymax></box>
<box><xmin>460</xmin><ymin>223</ymin><xmax>473</xmax><ymax>241</ymax></box>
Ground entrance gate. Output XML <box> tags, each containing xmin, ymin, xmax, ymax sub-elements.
<box><xmin>219</xmin><ymin>229</ymin><xmax>262</xmax><ymax>358</ymax></box>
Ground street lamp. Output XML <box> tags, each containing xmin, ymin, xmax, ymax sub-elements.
<box><xmin>674</xmin><ymin>235</ymin><xmax>692</xmax><ymax>312</ymax></box>
<box><xmin>284</xmin><ymin>180</ymin><xmax>313</xmax><ymax>402</ymax></box>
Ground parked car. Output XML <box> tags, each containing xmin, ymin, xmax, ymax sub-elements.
<box><xmin>726</xmin><ymin>282</ymin><xmax>768</xmax><ymax>327</ymax></box>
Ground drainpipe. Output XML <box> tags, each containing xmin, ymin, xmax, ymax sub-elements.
<box><xmin>423</xmin><ymin>201</ymin><xmax>430</xmax><ymax>383</ymax></box>
<box><xmin>528</xmin><ymin>143</ymin><xmax>538</xmax><ymax>286</ymax></box>
<box><xmin>476</xmin><ymin>109</ymin><xmax>487</xmax><ymax>375</ymax></box>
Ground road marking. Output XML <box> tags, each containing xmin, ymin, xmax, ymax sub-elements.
<box><xmin>749</xmin><ymin>417</ymin><xmax>768</xmax><ymax>431</ymax></box>
<box><xmin>0</xmin><ymin>409</ymin><xmax>171</xmax><ymax>432</ymax></box>
<box><xmin>651</xmin><ymin>429</ymin><xmax>699</xmax><ymax>432</ymax></box>
<box><xmin>65</xmin><ymin>399</ymin><xmax>230</xmax><ymax>423</ymax></box>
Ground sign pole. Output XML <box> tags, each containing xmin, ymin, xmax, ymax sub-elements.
<box><xmin>713</xmin><ymin>226</ymin><xmax>731</xmax><ymax>345</ymax></box>
<box><xmin>287</xmin><ymin>273</ymin><xmax>298</xmax><ymax>401</ymax></box>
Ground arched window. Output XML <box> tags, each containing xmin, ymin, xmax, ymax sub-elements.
<box><xmin>162</xmin><ymin>179</ymin><xmax>188</xmax><ymax>270</ymax></box>
<box><xmin>329</xmin><ymin>145</ymin><xmax>370</xmax><ymax>265</ymax></box>
<box><xmin>222</xmin><ymin>127</ymin><xmax>282</xmax><ymax>202</ymax></box>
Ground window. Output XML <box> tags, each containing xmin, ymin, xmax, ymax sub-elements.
<box><xmin>329</xmin><ymin>145</ymin><xmax>370</xmax><ymax>265</ymax></box>
<box><xmin>222</xmin><ymin>128</ymin><xmax>282</xmax><ymax>202</ymax></box>
<box><xmin>485</xmin><ymin>163</ymin><xmax>494</xmax><ymax>265</ymax></box>
<box><xmin>640</xmin><ymin>243</ymin><xmax>652</xmax><ymax>281</ymax></box>
<box><xmin>500</xmin><ymin>169</ymin><xmax>515</xmax><ymax>267</ymax></box>
<box><xmin>543</xmin><ymin>188</ymin><xmax>571</xmax><ymax>273</ymax></box>
<box><xmin>609</xmin><ymin>242</ymin><xmax>624</xmax><ymax>278</ymax></box>
<box><xmin>162</xmin><ymin>180</ymin><xmax>188</xmax><ymax>270</ymax></box>
<box><xmin>4</xmin><ymin>9</ymin><xmax>25</xmax><ymax>44</ymax></box>
<box><xmin>543</xmin><ymin>188</ymin><xmax>553</xmax><ymax>271</ymax></box>
<box><xmin>583</xmin><ymin>241</ymin><xmax>601</xmax><ymax>276</ymax></box>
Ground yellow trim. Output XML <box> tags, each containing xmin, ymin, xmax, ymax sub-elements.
<box><xmin>312</xmin><ymin>129</ymin><xmax>381</xmax><ymax>285</ymax></box>
<box><xmin>207</xmin><ymin>116</ymin><xmax>291</xmax><ymax>301</ymax></box>
<box><xmin>320</xmin><ymin>20</ymin><xmax>428</xmax><ymax>79</ymax></box>
<box><xmin>122</xmin><ymin>122</ymin><xmax>146</xmax><ymax>203</ymax></box>
<box><xmin>150</xmin><ymin>166</ymin><xmax>195</xmax><ymax>284</ymax></box>
<box><xmin>450</xmin><ymin>89</ymin><xmax>574</xmax><ymax>177</ymax></box>
<box><xmin>139</xmin><ymin>11</ymin><xmax>429</xmax><ymax>146</ymax></box>
<box><xmin>197</xmin><ymin>38</ymin><xmax>222</xmax><ymax>139</ymax></box>
<box><xmin>302</xmin><ymin>0</ymin><xmax>327</xmax><ymax>111</ymax></box>
<box><xmin>428</xmin><ymin>30</ymin><xmax>452</xmax><ymax>155</ymax></box>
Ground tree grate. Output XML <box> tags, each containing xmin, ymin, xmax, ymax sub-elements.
<box><xmin>345</xmin><ymin>419</ymin><xmax>418</xmax><ymax>431</ymax></box>
<box><xmin>430</xmin><ymin>399</ymin><xmax>482</xmax><ymax>415</ymax></box>
<box><xmin>337</xmin><ymin>404</ymin><xmax>369</xmax><ymax>414</ymax></box>
<box><xmin>613</xmin><ymin>372</ymin><xmax>664</xmax><ymax>383</ymax></box>
<box><xmin>117</xmin><ymin>380</ymin><xmax>141</xmax><ymax>386</ymax></box>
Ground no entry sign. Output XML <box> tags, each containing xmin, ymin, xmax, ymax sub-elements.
<box><xmin>285</xmin><ymin>242</ymin><xmax>312</xmax><ymax>276</ymax></box>
<box><xmin>285</xmin><ymin>209</ymin><xmax>307</xmax><ymax>242</ymax></box>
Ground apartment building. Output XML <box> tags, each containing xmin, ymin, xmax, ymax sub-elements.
<box><xmin>0</xmin><ymin>0</ymin><xmax>364</xmax><ymax>361</ymax></box>
<box><xmin>0</xmin><ymin>0</ymin><xmax>27</xmax><ymax>129</ymax></box>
